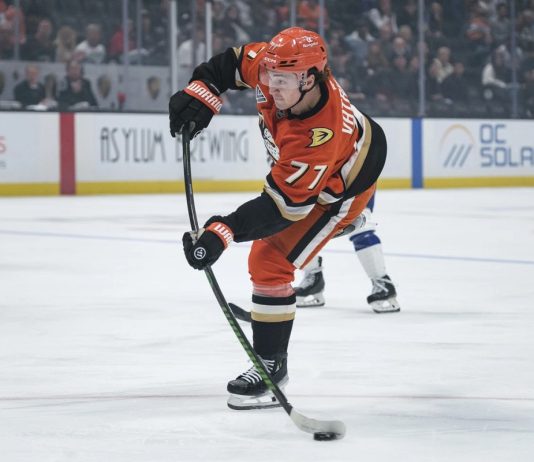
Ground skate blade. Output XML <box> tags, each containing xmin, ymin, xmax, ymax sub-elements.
<box><xmin>227</xmin><ymin>393</ymin><xmax>282</xmax><ymax>410</ymax></box>
<box><xmin>296</xmin><ymin>293</ymin><xmax>325</xmax><ymax>308</ymax></box>
<box><xmin>227</xmin><ymin>376</ymin><xmax>288</xmax><ymax>410</ymax></box>
<box><xmin>371</xmin><ymin>297</ymin><xmax>401</xmax><ymax>313</ymax></box>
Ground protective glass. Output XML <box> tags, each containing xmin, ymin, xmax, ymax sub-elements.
<box><xmin>259</xmin><ymin>68</ymin><xmax>303</xmax><ymax>90</ymax></box>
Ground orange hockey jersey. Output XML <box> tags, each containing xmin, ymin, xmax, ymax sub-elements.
<box><xmin>234</xmin><ymin>42</ymin><xmax>372</xmax><ymax>221</ymax></box>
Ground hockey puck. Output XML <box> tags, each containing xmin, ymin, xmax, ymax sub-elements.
<box><xmin>313</xmin><ymin>431</ymin><xmax>337</xmax><ymax>441</ymax></box>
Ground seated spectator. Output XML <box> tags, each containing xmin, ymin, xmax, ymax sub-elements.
<box><xmin>337</xmin><ymin>75</ymin><xmax>367</xmax><ymax>101</ymax></box>
<box><xmin>522</xmin><ymin>66</ymin><xmax>534</xmax><ymax>117</ymax></box>
<box><xmin>248</xmin><ymin>0</ymin><xmax>278</xmax><ymax>42</ymax></box>
<box><xmin>54</xmin><ymin>25</ymin><xmax>77</xmax><ymax>63</ymax></box>
<box><xmin>482</xmin><ymin>48</ymin><xmax>511</xmax><ymax>103</ymax></box>
<box><xmin>432</xmin><ymin>46</ymin><xmax>454</xmax><ymax>84</ymax></box>
<box><xmin>41</xmin><ymin>72</ymin><xmax>58</xmax><ymax>109</ymax></box>
<box><xmin>390</xmin><ymin>55</ymin><xmax>417</xmax><ymax>102</ymax></box>
<box><xmin>346</xmin><ymin>19</ymin><xmax>375</xmax><ymax>64</ymax></box>
<box><xmin>376</xmin><ymin>22</ymin><xmax>394</xmax><ymax>58</ymax></box>
<box><xmin>427</xmin><ymin>60</ymin><xmax>444</xmax><ymax>102</ymax></box>
<box><xmin>222</xmin><ymin>3</ymin><xmax>250</xmax><ymax>43</ymax></box>
<box><xmin>176</xmin><ymin>27</ymin><xmax>206</xmax><ymax>87</ymax></box>
<box><xmin>14</xmin><ymin>64</ymin><xmax>45</xmax><ymax>108</ymax></box>
<box><xmin>396</xmin><ymin>0</ymin><xmax>418</xmax><ymax>34</ymax></box>
<box><xmin>0</xmin><ymin>0</ymin><xmax>25</xmax><ymax>44</ymax></box>
<box><xmin>490</xmin><ymin>2</ymin><xmax>510</xmax><ymax>47</ymax></box>
<box><xmin>517</xmin><ymin>9</ymin><xmax>534</xmax><ymax>54</ymax></box>
<box><xmin>464</xmin><ymin>5</ymin><xmax>492</xmax><ymax>67</ymax></box>
<box><xmin>75</xmin><ymin>24</ymin><xmax>106</xmax><ymax>64</ymax></box>
<box><xmin>367</xmin><ymin>0</ymin><xmax>398</xmax><ymax>36</ymax></box>
<box><xmin>397</xmin><ymin>24</ymin><xmax>414</xmax><ymax>50</ymax></box>
<box><xmin>21</xmin><ymin>18</ymin><xmax>55</xmax><ymax>62</ymax></box>
<box><xmin>365</xmin><ymin>41</ymin><xmax>389</xmax><ymax>78</ymax></box>
<box><xmin>441</xmin><ymin>61</ymin><xmax>469</xmax><ymax>102</ymax></box>
<box><xmin>426</xmin><ymin>1</ymin><xmax>446</xmax><ymax>49</ymax></box>
<box><xmin>139</xmin><ymin>10</ymin><xmax>167</xmax><ymax>64</ymax></box>
<box><xmin>389</xmin><ymin>36</ymin><xmax>411</xmax><ymax>61</ymax></box>
<box><xmin>108</xmin><ymin>19</ymin><xmax>135</xmax><ymax>62</ymax></box>
<box><xmin>298</xmin><ymin>0</ymin><xmax>329</xmax><ymax>32</ymax></box>
<box><xmin>0</xmin><ymin>21</ymin><xmax>14</xmax><ymax>59</ymax></box>
<box><xmin>57</xmin><ymin>60</ymin><xmax>98</xmax><ymax>110</ymax></box>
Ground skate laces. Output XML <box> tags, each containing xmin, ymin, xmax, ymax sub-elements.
<box><xmin>238</xmin><ymin>359</ymin><xmax>276</xmax><ymax>384</ymax></box>
<box><xmin>299</xmin><ymin>271</ymin><xmax>319</xmax><ymax>290</ymax></box>
<box><xmin>371</xmin><ymin>277</ymin><xmax>390</xmax><ymax>294</ymax></box>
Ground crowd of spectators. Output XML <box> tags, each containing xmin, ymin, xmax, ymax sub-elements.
<box><xmin>1</xmin><ymin>0</ymin><xmax>534</xmax><ymax>117</ymax></box>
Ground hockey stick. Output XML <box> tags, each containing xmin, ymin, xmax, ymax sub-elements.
<box><xmin>181</xmin><ymin>125</ymin><xmax>345</xmax><ymax>441</ymax></box>
<box><xmin>228</xmin><ymin>302</ymin><xmax>251</xmax><ymax>322</ymax></box>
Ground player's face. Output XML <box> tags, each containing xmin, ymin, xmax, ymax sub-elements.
<box><xmin>260</xmin><ymin>69</ymin><xmax>303</xmax><ymax>110</ymax></box>
<box><xmin>269</xmin><ymin>85</ymin><xmax>301</xmax><ymax>110</ymax></box>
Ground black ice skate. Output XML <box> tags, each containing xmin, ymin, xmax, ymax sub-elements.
<box><xmin>227</xmin><ymin>354</ymin><xmax>288</xmax><ymax>410</ymax></box>
<box><xmin>367</xmin><ymin>275</ymin><xmax>401</xmax><ymax>313</ymax></box>
<box><xmin>295</xmin><ymin>256</ymin><xmax>325</xmax><ymax>307</ymax></box>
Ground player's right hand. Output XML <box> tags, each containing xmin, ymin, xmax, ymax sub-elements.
<box><xmin>169</xmin><ymin>80</ymin><xmax>223</xmax><ymax>138</ymax></box>
<box><xmin>182</xmin><ymin>221</ymin><xmax>233</xmax><ymax>270</ymax></box>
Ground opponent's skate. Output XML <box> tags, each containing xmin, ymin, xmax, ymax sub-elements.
<box><xmin>367</xmin><ymin>275</ymin><xmax>400</xmax><ymax>313</ymax></box>
<box><xmin>227</xmin><ymin>354</ymin><xmax>288</xmax><ymax>410</ymax></box>
<box><xmin>295</xmin><ymin>256</ymin><xmax>325</xmax><ymax>307</ymax></box>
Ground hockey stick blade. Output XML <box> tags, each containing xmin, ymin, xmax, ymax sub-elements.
<box><xmin>291</xmin><ymin>409</ymin><xmax>346</xmax><ymax>440</ymax></box>
<box><xmin>228</xmin><ymin>303</ymin><xmax>251</xmax><ymax>322</ymax></box>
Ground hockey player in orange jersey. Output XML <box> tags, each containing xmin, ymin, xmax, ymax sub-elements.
<box><xmin>170</xmin><ymin>27</ymin><xmax>388</xmax><ymax>409</ymax></box>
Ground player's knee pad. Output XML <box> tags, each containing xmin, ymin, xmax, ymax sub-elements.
<box><xmin>349</xmin><ymin>230</ymin><xmax>381</xmax><ymax>251</ymax></box>
<box><xmin>249</xmin><ymin>240</ymin><xmax>295</xmax><ymax>286</ymax></box>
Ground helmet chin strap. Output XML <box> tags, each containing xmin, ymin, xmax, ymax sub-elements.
<box><xmin>287</xmin><ymin>73</ymin><xmax>319</xmax><ymax>112</ymax></box>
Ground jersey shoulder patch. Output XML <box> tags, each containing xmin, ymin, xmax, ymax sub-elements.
<box><xmin>256</xmin><ymin>85</ymin><xmax>267</xmax><ymax>103</ymax></box>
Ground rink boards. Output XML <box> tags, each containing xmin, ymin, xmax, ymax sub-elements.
<box><xmin>0</xmin><ymin>112</ymin><xmax>533</xmax><ymax>195</ymax></box>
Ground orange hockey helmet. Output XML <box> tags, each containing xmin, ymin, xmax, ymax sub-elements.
<box><xmin>261</xmin><ymin>27</ymin><xmax>328</xmax><ymax>74</ymax></box>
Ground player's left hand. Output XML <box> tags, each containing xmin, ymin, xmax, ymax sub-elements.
<box><xmin>182</xmin><ymin>221</ymin><xmax>234</xmax><ymax>270</ymax></box>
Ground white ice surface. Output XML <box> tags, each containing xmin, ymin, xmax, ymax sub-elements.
<box><xmin>1</xmin><ymin>188</ymin><xmax>533</xmax><ymax>461</ymax></box>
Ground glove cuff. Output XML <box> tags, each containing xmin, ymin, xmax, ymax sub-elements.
<box><xmin>184</xmin><ymin>80</ymin><xmax>223</xmax><ymax>114</ymax></box>
<box><xmin>206</xmin><ymin>222</ymin><xmax>234</xmax><ymax>249</ymax></box>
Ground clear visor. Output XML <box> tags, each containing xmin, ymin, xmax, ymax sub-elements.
<box><xmin>259</xmin><ymin>68</ymin><xmax>304</xmax><ymax>90</ymax></box>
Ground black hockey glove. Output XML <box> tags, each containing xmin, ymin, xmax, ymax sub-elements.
<box><xmin>169</xmin><ymin>80</ymin><xmax>222</xmax><ymax>138</ymax></box>
<box><xmin>182</xmin><ymin>221</ymin><xmax>234</xmax><ymax>270</ymax></box>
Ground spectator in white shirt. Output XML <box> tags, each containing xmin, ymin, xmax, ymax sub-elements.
<box><xmin>75</xmin><ymin>24</ymin><xmax>106</xmax><ymax>64</ymax></box>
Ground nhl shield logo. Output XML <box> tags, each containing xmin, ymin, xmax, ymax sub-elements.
<box><xmin>256</xmin><ymin>85</ymin><xmax>267</xmax><ymax>103</ymax></box>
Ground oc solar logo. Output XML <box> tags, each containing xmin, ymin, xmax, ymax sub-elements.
<box><xmin>439</xmin><ymin>124</ymin><xmax>476</xmax><ymax>168</ymax></box>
